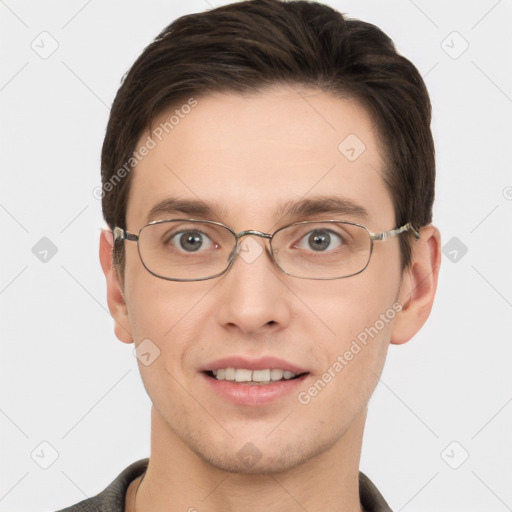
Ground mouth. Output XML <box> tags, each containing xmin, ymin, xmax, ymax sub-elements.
<box><xmin>203</xmin><ymin>368</ymin><xmax>309</xmax><ymax>385</ymax></box>
<box><xmin>200</xmin><ymin>356</ymin><xmax>311</xmax><ymax>405</ymax></box>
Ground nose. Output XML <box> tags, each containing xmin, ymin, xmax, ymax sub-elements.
<box><xmin>215</xmin><ymin>234</ymin><xmax>292</xmax><ymax>335</ymax></box>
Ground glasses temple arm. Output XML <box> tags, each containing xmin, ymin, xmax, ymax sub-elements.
<box><xmin>371</xmin><ymin>222</ymin><xmax>421</xmax><ymax>241</ymax></box>
<box><xmin>113</xmin><ymin>227</ymin><xmax>138</xmax><ymax>242</ymax></box>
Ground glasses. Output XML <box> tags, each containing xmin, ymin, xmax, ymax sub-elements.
<box><xmin>113</xmin><ymin>219</ymin><xmax>420</xmax><ymax>281</ymax></box>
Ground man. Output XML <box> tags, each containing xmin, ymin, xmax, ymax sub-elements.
<box><xmin>60</xmin><ymin>0</ymin><xmax>440</xmax><ymax>510</ymax></box>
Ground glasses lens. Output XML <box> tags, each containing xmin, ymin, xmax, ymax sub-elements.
<box><xmin>271</xmin><ymin>222</ymin><xmax>371</xmax><ymax>279</ymax></box>
<box><xmin>138</xmin><ymin>220</ymin><xmax>235</xmax><ymax>281</ymax></box>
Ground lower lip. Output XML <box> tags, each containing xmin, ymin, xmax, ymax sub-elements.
<box><xmin>201</xmin><ymin>372</ymin><xmax>309</xmax><ymax>406</ymax></box>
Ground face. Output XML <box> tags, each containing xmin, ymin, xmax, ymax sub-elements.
<box><xmin>119</xmin><ymin>86</ymin><xmax>405</xmax><ymax>473</ymax></box>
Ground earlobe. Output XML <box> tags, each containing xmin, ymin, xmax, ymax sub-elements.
<box><xmin>99</xmin><ymin>229</ymin><xmax>134</xmax><ymax>344</ymax></box>
<box><xmin>390</xmin><ymin>225</ymin><xmax>441</xmax><ymax>345</ymax></box>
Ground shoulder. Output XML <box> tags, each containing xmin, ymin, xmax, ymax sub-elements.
<box><xmin>359</xmin><ymin>471</ymin><xmax>393</xmax><ymax>512</ymax></box>
<box><xmin>55</xmin><ymin>459</ymin><xmax>149</xmax><ymax>512</ymax></box>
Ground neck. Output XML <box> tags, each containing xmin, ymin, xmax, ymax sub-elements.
<box><xmin>130</xmin><ymin>407</ymin><xmax>367</xmax><ymax>512</ymax></box>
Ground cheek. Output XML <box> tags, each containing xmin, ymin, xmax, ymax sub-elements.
<box><xmin>295</xmin><ymin>286</ymin><xmax>396</xmax><ymax>421</ymax></box>
<box><xmin>124</xmin><ymin>257</ymin><xmax>210</xmax><ymax>376</ymax></box>
<box><xmin>299</xmin><ymin>257</ymin><xmax>401</xmax><ymax>397</ymax></box>
<box><xmin>302</xmin><ymin>255</ymin><xmax>401</xmax><ymax>342</ymax></box>
<box><xmin>124</xmin><ymin>245</ymin><xmax>181</xmax><ymax>339</ymax></box>
<box><xmin>124</xmin><ymin>280</ymin><xmax>199</xmax><ymax>409</ymax></box>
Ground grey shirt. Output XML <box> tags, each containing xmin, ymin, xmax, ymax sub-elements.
<box><xmin>56</xmin><ymin>458</ymin><xmax>393</xmax><ymax>512</ymax></box>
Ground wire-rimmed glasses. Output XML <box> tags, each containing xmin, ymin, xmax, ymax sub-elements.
<box><xmin>113</xmin><ymin>219</ymin><xmax>420</xmax><ymax>281</ymax></box>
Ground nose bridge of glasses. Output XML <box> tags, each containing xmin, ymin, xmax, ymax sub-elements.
<box><xmin>227</xmin><ymin>229</ymin><xmax>273</xmax><ymax>263</ymax></box>
<box><xmin>235</xmin><ymin>229</ymin><xmax>273</xmax><ymax>241</ymax></box>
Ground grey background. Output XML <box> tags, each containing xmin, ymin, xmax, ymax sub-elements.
<box><xmin>1</xmin><ymin>0</ymin><xmax>511</xmax><ymax>510</ymax></box>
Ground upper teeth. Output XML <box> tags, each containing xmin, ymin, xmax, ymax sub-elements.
<box><xmin>212</xmin><ymin>368</ymin><xmax>298</xmax><ymax>382</ymax></box>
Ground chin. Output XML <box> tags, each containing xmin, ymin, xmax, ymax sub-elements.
<box><xmin>188</xmin><ymin>429</ymin><xmax>339</xmax><ymax>476</ymax></box>
<box><xmin>197</xmin><ymin>447</ymin><xmax>307</xmax><ymax>475</ymax></box>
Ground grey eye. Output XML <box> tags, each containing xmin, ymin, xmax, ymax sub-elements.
<box><xmin>167</xmin><ymin>230</ymin><xmax>215</xmax><ymax>252</ymax></box>
<box><xmin>179</xmin><ymin>232</ymin><xmax>203</xmax><ymax>251</ymax></box>
<box><xmin>298</xmin><ymin>229</ymin><xmax>344</xmax><ymax>252</ymax></box>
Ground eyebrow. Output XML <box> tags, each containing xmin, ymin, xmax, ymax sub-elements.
<box><xmin>146</xmin><ymin>195</ymin><xmax>369</xmax><ymax>224</ymax></box>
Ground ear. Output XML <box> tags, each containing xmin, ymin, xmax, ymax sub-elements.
<box><xmin>390</xmin><ymin>225</ymin><xmax>441</xmax><ymax>345</ymax></box>
<box><xmin>99</xmin><ymin>229</ymin><xmax>134</xmax><ymax>344</ymax></box>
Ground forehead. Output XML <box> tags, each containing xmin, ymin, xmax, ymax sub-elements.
<box><xmin>126</xmin><ymin>86</ymin><xmax>394</xmax><ymax>231</ymax></box>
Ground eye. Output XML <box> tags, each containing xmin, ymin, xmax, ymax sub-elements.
<box><xmin>296</xmin><ymin>228</ymin><xmax>345</xmax><ymax>252</ymax></box>
<box><xmin>167</xmin><ymin>230</ymin><xmax>216</xmax><ymax>252</ymax></box>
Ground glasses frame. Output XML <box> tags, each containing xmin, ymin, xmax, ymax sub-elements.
<box><xmin>113</xmin><ymin>219</ymin><xmax>420</xmax><ymax>282</ymax></box>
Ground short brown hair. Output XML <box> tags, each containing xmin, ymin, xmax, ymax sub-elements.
<box><xmin>101</xmin><ymin>0</ymin><xmax>435</xmax><ymax>277</ymax></box>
